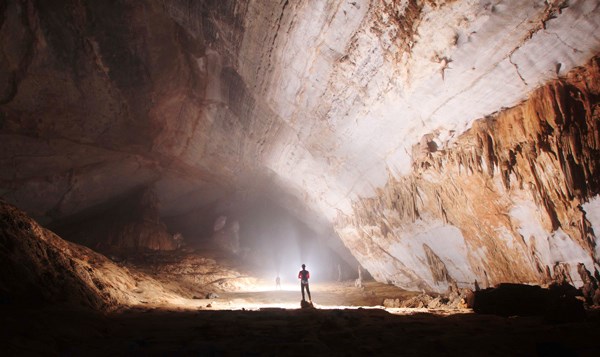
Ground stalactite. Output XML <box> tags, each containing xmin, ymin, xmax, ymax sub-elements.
<box><xmin>336</xmin><ymin>56</ymin><xmax>600</xmax><ymax>290</ymax></box>
<box><xmin>423</xmin><ymin>243</ymin><xmax>452</xmax><ymax>285</ymax></box>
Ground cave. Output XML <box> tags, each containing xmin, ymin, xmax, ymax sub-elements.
<box><xmin>2</xmin><ymin>0</ymin><xmax>600</xmax><ymax>355</ymax></box>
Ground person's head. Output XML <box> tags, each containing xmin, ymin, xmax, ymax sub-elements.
<box><xmin>302</xmin><ymin>264</ymin><xmax>306</xmax><ymax>269</ymax></box>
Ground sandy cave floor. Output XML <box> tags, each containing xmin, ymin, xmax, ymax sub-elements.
<box><xmin>3</xmin><ymin>281</ymin><xmax>600</xmax><ymax>356</ymax></box>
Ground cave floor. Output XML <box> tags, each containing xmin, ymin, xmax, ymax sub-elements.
<box><xmin>177</xmin><ymin>281</ymin><xmax>422</xmax><ymax>310</ymax></box>
<box><xmin>3</xmin><ymin>282</ymin><xmax>600</xmax><ymax>356</ymax></box>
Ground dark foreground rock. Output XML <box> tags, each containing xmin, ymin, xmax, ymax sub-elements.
<box><xmin>0</xmin><ymin>200</ymin><xmax>176</xmax><ymax>310</ymax></box>
<box><xmin>473</xmin><ymin>283</ymin><xmax>585</xmax><ymax>322</ymax></box>
<box><xmin>3</xmin><ymin>305</ymin><xmax>600</xmax><ymax>356</ymax></box>
<box><xmin>301</xmin><ymin>299</ymin><xmax>314</xmax><ymax>309</ymax></box>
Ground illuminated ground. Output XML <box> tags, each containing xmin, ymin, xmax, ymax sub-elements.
<box><xmin>162</xmin><ymin>281</ymin><xmax>420</xmax><ymax>311</ymax></box>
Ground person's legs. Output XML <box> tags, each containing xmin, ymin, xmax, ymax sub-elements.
<box><xmin>306</xmin><ymin>284</ymin><xmax>311</xmax><ymax>301</ymax></box>
<box><xmin>301</xmin><ymin>283</ymin><xmax>305</xmax><ymax>300</ymax></box>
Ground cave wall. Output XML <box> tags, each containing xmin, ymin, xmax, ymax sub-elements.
<box><xmin>50</xmin><ymin>186</ymin><xmax>178</xmax><ymax>253</ymax></box>
<box><xmin>0</xmin><ymin>0</ymin><xmax>247</xmax><ymax>223</ymax></box>
<box><xmin>335</xmin><ymin>57</ymin><xmax>600</xmax><ymax>292</ymax></box>
<box><xmin>231</xmin><ymin>0</ymin><xmax>600</xmax><ymax>223</ymax></box>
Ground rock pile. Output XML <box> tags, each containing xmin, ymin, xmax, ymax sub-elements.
<box><xmin>383</xmin><ymin>282</ymin><xmax>473</xmax><ymax>310</ymax></box>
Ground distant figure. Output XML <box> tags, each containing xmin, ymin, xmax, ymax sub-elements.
<box><xmin>355</xmin><ymin>264</ymin><xmax>363</xmax><ymax>288</ymax></box>
<box><xmin>275</xmin><ymin>275</ymin><xmax>281</xmax><ymax>290</ymax></box>
<box><xmin>298</xmin><ymin>264</ymin><xmax>311</xmax><ymax>302</ymax></box>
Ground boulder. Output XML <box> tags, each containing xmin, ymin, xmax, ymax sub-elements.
<box><xmin>300</xmin><ymin>300</ymin><xmax>314</xmax><ymax>309</ymax></box>
<box><xmin>473</xmin><ymin>283</ymin><xmax>585</xmax><ymax>322</ymax></box>
<box><xmin>474</xmin><ymin>284</ymin><xmax>548</xmax><ymax>316</ymax></box>
<box><xmin>383</xmin><ymin>298</ymin><xmax>400</xmax><ymax>308</ymax></box>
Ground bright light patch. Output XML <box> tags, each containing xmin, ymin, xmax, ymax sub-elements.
<box><xmin>511</xmin><ymin>200</ymin><xmax>597</xmax><ymax>286</ymax></box>
<box><xmin>582</xmin><ymin>195</ymin><xmax>600</xmax><ymax>262</ymax></box>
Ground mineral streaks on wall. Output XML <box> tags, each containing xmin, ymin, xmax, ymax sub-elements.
<box><xmin>234</xmin><ymin>0</ymin><xmax>600</xmax><ymax>225</ymax></box>
<box><xmin>335</xmin><ymin>57</ymin><xmax>600</xmax><ymax>293</ymax></box>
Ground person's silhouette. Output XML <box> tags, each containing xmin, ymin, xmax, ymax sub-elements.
<box><xmin>298</xmin><ymin>264</ymin><xmax>311</xmax><ymax>301</ymax></box>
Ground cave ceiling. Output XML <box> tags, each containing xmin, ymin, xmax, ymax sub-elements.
<box><xmin>1</xmin><ymin>0</ymin><xmax>600</xmax><ymax>291</ymax></box>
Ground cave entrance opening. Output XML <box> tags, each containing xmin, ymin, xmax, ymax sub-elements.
<box><xmin>233</xmin><ymin>199</ymin><xmax>346</xmax><ymax>289</ymax></box>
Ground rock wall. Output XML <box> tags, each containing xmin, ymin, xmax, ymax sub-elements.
<box><xmin>0</xmin><ymin>0</ymin><xmax>242</xmax><ymax>222</ymax></box>
<box><xmin>335</xmin><ymin>57</ymin><xmax>600</xmax><ymax>292</ymax></box>
<box><xmin>50</xmin><ymin>186</ymin><xmax>178</xmax><ymax>254</ymax></box>
<box><xmin>233</xmin><ymin>0</ymin><xmax>600</xmax><ymax>223</ymax></box>
<box><xmin>0</xmin><ymin>200</ymin><xmax>143</xmax><ymax>309</ymax></box>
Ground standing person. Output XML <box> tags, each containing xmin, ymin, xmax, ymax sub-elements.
<box><xmin>275</xmin><ymin>275</ymin><xmax>281</xmax><ymax>290</ymax></box>
<box><xmin>355</xmin><ymin>264</ymin><xmax>363</xmax><ymax>288</ymax></box>
<box><xmin>298</xmin><ymin>264</ymin><xmax>311</xmax><ymax>302</ymax></box>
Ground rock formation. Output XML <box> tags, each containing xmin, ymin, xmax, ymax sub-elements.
<box><xmin>1</xmin><ymin>0</ymin><xmax>600</xmax><ymax>293</ymax></box>
<box><xmin>472</xmin><ymin>283</ymin><xmax>586</xmax><ymax>322</ymax></box>
<box><xmin>0</xmin><ymin>199</ymin><xmax>146</xmax><ymax>309</ymax></box>
<box><xmin>336</xmin><ymin>58</ymin><xmax>600</xmax><ymax>291</ymax></box>
<box><xmin>50</xmin><ymin>186</ymin><xmax>178</xmax><ymax>254</ymax></box>
<box><xmin>0</xmin><ymin>199</ymin><xmax>257</xmax><ymax>309</ymax></box>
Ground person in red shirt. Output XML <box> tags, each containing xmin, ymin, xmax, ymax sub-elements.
<box><xmin>298</xmin><ymin>264</ymin><xmax>311</xmax><ymax>302</ymax></box>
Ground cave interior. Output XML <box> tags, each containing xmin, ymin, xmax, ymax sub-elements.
<box><xmin>1</xmin><ymin>0</ymin><xmax>600</xmax><ymax>355</ymax></box>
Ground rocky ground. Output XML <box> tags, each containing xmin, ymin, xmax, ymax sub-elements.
<box><xmin>2</xmin><ymin>290</ymin><xmax>600</xmax><ymax>356</ymax></box>
<box><xmin>2</xmin><ymin>200</ymin><xmax>600</xmax><ymax>355</ymax></box>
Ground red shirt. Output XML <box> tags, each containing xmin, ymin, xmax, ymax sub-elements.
<box><xmin>298</xmin><ymin>270</ymin><xmax>310</xmax><ymax>280</ymax></box>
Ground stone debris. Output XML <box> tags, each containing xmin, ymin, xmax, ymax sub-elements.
<box><xmin>383</xmin><ymin>285</ymin><xmax>472</xmax><ymax>310</ymax></box>
<box><xmin>385</xmin><ymin>277</ymin><xmax>598</xmax><ymax>319</ymax></box>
